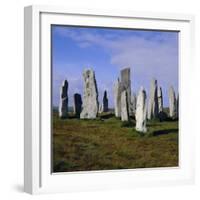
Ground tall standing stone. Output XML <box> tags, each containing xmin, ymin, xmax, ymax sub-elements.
<box><xmin>169</xmin><ymin>86</ymin><xmax>177</xmax><ymax>119</ymax></box>
<box><xmin>121</xmin><ymin>91</ymin><xmax>129</xmax><ymax>121</ymax></box>
<box><xmin>73</xmin><ymin>93</ymin><xmax>82</xmax><ymax>118</ymax></box>
<box><xmin>147</xmin><ymin>79</ymin><xmax>159</xmax><ymax>120</ymax></box>
<box><xmin>157</xmin><ymin>86</ymin><xmax>163</xmax><ymax>113</ymax></box>
<box><xmin>114</xmin><ymin>78</ymin><xmax>122</xmax><ymax>117</ymax></box>
<box><xmin>80</xmin><ymin>69</ymin><xmax>99</xmax><ymax>119</ymax></box>
<box><xmin>59</xmin><ymin>80</ymin><xmax>68</xmax><ymax>118</ymax></box>
<box><xmin>120</xmin><ymin>68</ymin><xmax>131</xmax><ymax>113</ymax></box>
<box><xmin>102</xmin><ymin>90</ymin><xmax>108</xmax><ymax>112</ymax></box>
<box><xmin>135</xmin><ymin>87</ymin><xmax>147</xmax><ymax>133</ymax></box>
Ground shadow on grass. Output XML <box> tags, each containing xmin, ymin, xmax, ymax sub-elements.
<box><xmin>164</xmin><ymin>118</ymin><xmax>178</xmax><ymax>122</ymax></box>
<box><xmin>152</xmin><ymin>128</ymin><xmax>178</xmax><ymax>136</ymax></box>
<box><xmin>99</xmin><ymin>113</ymin><xmax>115</xmax><ymax>119</ymax></box>
<box><xmin>121</xmin><ymin>121</ymin><xmax>135</xmax><ymax>128</ymax></box>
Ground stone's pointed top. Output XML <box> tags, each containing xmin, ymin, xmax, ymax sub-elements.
<box><xmin>169</xmin><ymin>86</ymin><xmax>176</xmax><ymax>95</ymax></box>
<box><xmin>74</xmin><ymin>93</ymin><xmax>81</xmax><ymax>97</ymax></box>
<box><xmin>61</xmin><ymin>80</ymin><xmax>68</xmax><ymax>98</ymax></box>
<box><xmin>83</xmin><ymin>68</ymin><xmax>94</xmax><ymax>73</ymax></box>
<box><xmin>62</xmin><ymin>79</ymin><xmax>68</xmax><ymax>87</ymax></box>
<box><xmin>83</xmin><ymin>68</ymin><xmax>95</xmax><ymax>78</ymax></box>
<box><xmin>140</xmin><ymin>86</ymin><xmax>145</xmax><ymax>91</ymax></box>
<box><xmin>121</xmin><ymin>67</ymin><xmax>130</xmax><ymax>71</ymax></box>
<box><xmin>120</xmin><ymin>68</ymin><xmax>131</xmax><ymax>79</ymax></box>
<box><xmin>150</xmin><ymin>78</ymin><xmax>157</xmax><ymax>84</ymax></box>
<box><xmin>169</xmin><ymin>86</ymin><xmax>176</xmax><ymax>97</ymax></box>
<box><xmin>84</xmin><ymin>68</ymin><xmax>93</xmax><ymax>71</ymax></box>
<box><xmin>169</xmin><ymin>85</ymin><xmax>175</xmax><ymax>91</ymax></box>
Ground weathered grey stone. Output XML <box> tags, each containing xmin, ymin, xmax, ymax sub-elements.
<box><xmin>130</xmin><ymin>93</ymin><xmax>137</xmax><ymax>117</ymax></box>
<box><xmin>157</xmin><ymin>86</ymin><xmax>163</xmax><ymax>113</ymax></box>
<box><xmin>113</xmin><ymin>78</ymin><xmax>122</xmax><ymax>117</ymax></box>
<box><xmin>120</xmin><ymin>68</ymin><xmax>131</xmax><ymax>113</ymax></box>
<box><xmin>147</xmin><ymin>79</ymin><xmax>159</xmax><ymax>120</ymax></box>
<box><xmin>80</xmin><ymin>69</ymin><xmax>99</xmax><ymax>119</ymax></box>
<box><xmin>98</xmin><ymin>104</ymin><xmax>103</xmax><ymax>114</ymax></box>
<box><xmin>177</xmin><ymin>94</ymin><xmax>179</xmax><ymax>119</ymax></box>
<box><xmin>59</xmin><ymin>80</ymin><xmax>68</xmax><ymax>118</ymax></box>
<box><xmin>135</xmin><ymin>87</ymin><xmax>147</xmax><ymax>133</ymax></box>
<box><xmin>121</xmin><ymin>91</ymin><xmax>129</xmax><ymax>121</ymax></box>
<box><xmin>73</xmin><ymin>93</ymin><xmax>82</xmax><ymax>118</ymax></box>
<box><xmin>169</xmin><ymin>86</ymin><xmax>177</xmax><ymax>119</ymax></box>
<box><xmin>102</xmin><ymin>90</ymin><xmax>108</xmax><ymax>112</ymax></box>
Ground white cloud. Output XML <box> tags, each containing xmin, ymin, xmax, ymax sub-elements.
<box><xmin>54</xmin><ymin>28</ymin><xmax>178</xmax><ymax>107</ymax></box>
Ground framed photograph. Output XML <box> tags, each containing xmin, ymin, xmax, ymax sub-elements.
<box><xmin>24</xmin><ymin>5</ymin><xmax>195</xmax><ymax>194</ymax></box>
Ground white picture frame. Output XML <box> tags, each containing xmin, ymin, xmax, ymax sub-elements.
<box><xmin>24</xmin><ymin>5</ymin><xmax>195</xmax><ymax>194</ymax></box>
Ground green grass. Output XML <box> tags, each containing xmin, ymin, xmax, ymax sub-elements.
<box><xmin>53</xmin><ymin>111</ymin><xmax>178</xmax><ymax>172</ymax></box>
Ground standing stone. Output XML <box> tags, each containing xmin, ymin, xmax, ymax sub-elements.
<box><xmin>114</xmin><ymin>78</ymin><xmax>122</xmax><ymax>117</ymax></box>
<box><xmin>80</xmin><ymin>69</ymin><xmax>99</xmax><ymax>119</ymax></box>
<box><xmin>135</xmin><ymin>87</ymin><xmax>147</xmax><ymax>133</ymax></box>
<box><xmin>98</xmin><ymin>104</ymin><xmax>103</xmax><ymax>114</ymax></box>
<box><xmin>120</xmin><ymin>68</ymin><xmax>131</xmax><ymax>113</ymax></box>
<box><xmin>73</xmin><ymin>93</ymin><xmax>82</xmax><ymax>118</ymax></box>
<box><xmin>130</xmin><ymin>93</ymin><xmax>137</xmax><ymax>117</ymax></box>
<box><xmin>169</xmin><ymin>86</ymin><xmax>177</xmax><ymax>119</ymax></box>
<box><xmin>59</xmin><ymin>80</ymin><xmax>68</xmax><ymax>118</ymax></box>
<box><xmin>121</xmin><ymin>91</ymin><xmax>129</xmax><ymax>121</ymax></box>
<box><xmin>147</xmin><ymin>79</ymin><xmax>159</xmax><ymax>120</ymax></box>
<box><xmin>102</xmin><ymin>90</ymin><xmax>108</xmax><ymax>112</ymax></box>
<box><xmin>177</xmin><ymin>94</ymin><xmax>179</xmax><ymax>119</ymax></box>
<box><xmin>157</xmin><ymin>86</ymin><xmax>163</xmax><ymax>113</ymax></box>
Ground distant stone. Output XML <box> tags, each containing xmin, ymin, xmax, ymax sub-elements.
<box><xmin>135</xmin><ymin>87</ymin><xmax>147</xmax><ymax>133</ymax></box>
<box><xmin>59</xmin><ymin>80</ymin><xmax>68</xmax><ymax>118</ymax></box>
<box><xmin>102</xmin><ymin>90</ymin><xmax>109</xmax><ymax>112</ymax></box>
<box><xmin>130</xmin><ymin>93</ymin><xmax>137</xmax><ymax>117</ymax></box>
<box><xmin>80</xmin><ymin>69</ymin><xmax>99</xmax><ymax>119</ymax></box>
<box><xmin>147</xmin><ymin>79</ymin><xmax>159</xmax><ymax>120</ymax></box>
<box><xmin>113</xmin><ymin>78</ymin><xmax>122</xmax><ymax>117</ymax></box>
<box><xmin>121</xmin><ymin>91</ymin><xmax>129</xmax><ymax>121</ymax></box>
<box><xmin>177</xmin><ymin>94</ymin><xmax>179</xmax><ymax>119</ymax></box>
<box><xmin>169</xmin><ymin>86</ymin><xmax>177</xmax><ymax>119</ymax></box>
<box><xmin>98</xmin><ymin>104</ymin><xmax>103</xmax><ymax>114</ymax></box>
<box><xmin>157</xmin><ymin>86</ymin><xmax>163</xmax><ymax>113</ymax></box>
<box><xmin>120</xmin><ymin>68</ymin><xmax>131</xmax><ymax>113</ymax></box>
<box><xmin>73</xmin><ymin>93</ymin><xmax>82</xmax><ymax>118</ymax></box>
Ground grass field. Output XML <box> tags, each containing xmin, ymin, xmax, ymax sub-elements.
<box><xmin>52</xmin><ymin>111</ymin><xmax>178</xmax><ymax>172</ymax></box>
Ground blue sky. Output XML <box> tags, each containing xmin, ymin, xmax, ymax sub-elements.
<box><xmin>52</xmin><ymin>25</ymin><xmax>179</xmax><ymax>108</ymax></box>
